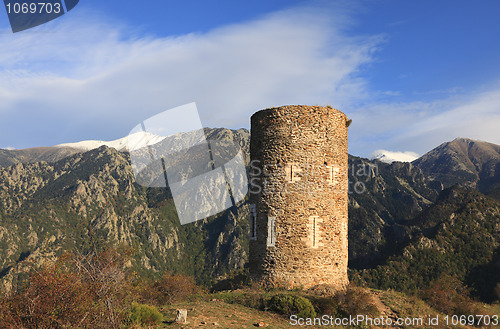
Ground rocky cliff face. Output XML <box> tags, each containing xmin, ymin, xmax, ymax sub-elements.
<box><xmin>1</xmin><ymin>131</ymin><xmax>499</xmax><ymax>296</ymax></box>
<box><xmin>413</xmin><ymin>138</ymin><xmax>500</xmax><ymax>194</ymax></box>
<box><xmin>0</xmin><ymin>129</ymin><xmax>249</xmax><ymax>291</ymax></box>
<box><xmin>350</xmin><ymin>137</ymin><xmax>500</xmax><ymax>268</ymax></box>
<box><xmin>353</xmin><ymin>186</ymin><xmax>500</xmax><ymax>302</ymax></box>
<box><xmin>348</xmin><ymin>156</ymin><xmax>441</xmax><ymax>268</ymax></box>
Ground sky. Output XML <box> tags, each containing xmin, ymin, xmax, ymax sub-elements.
<box><xmin>1</xmin><ymin>0</ymin><xmax>500</xmax><ymax>159</ymax></box>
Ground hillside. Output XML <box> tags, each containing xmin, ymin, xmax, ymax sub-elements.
<box><xmin>0</xmin><ymin>142</ymin><xmax>248</xmax><ymax>292</ymax></box>
<box><xmin>413</xmin><ymin>138</ymin><xmax>500</xmax><ymax>194</ymax></box>
<box><xmin>0</xmin><ymin>128</ymin><xmax>250</xmax><ymax>168</ymax></box>
<box><xmin>1</xmin><ymin>132</ymin><xmax>499</xmax><ymax>307</ymax></box>
<box><xmin>0</xmin><ymin>129</ymin><xmax>445</xmax><ymax>280</ymax></box>
<box><xmin>0</xmin><ymin>146</ymin><xmax>83</xmax><ymax>168</ymax></box>
<box><xmin>353</xmin><ymin>186</ymin><xmax>500</xmax><ymax>302</ymax></box>
<box><xmin>347</xmin><ymin>156</ymin><xmax>441</xmax><ymax>268</ymax></box>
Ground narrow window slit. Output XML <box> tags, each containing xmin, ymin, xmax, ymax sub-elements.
<box><xmin>249</xmin><ymin>204</ymin><xmax>257</xmax><ymax>240</ymax></box>
<box><xmin>267</xmin><ymin>216</ymin><xmax>276</xmax><ymax>247</ymax></box>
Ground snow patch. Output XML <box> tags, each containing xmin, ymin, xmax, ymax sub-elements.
<box><xmin>55</xmin><ymin>132</ymin><xmax>166</xmax><ymax>152</ymax></box>
<box><xmin>372</xmin><ymin>149</ymin><xmax>419</xmax><ymax>164</ymax></box>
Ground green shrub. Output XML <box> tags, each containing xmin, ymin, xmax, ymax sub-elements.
<box><xmin>309</xmin><ymin>295</ymin><xmax>343</xmax><ymax>318</ymax></box>
<box><xmin>216</xmin><ymin>290</ymin><xmax>263</xmax><ymax>310</ymax></box>
<box><xmin>126</xmin><ymin>303</ymin><xmax>163</xmax><ymax>326</ymax></box>
<box><xmin>264</xmin><ymin>293</ymin><xmax>316</xmax><ymax>318</ymax></box>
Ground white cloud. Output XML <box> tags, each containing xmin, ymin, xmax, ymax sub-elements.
<box><xmin>399</xmin><ymin>88</ymin><xmax>500</xmax><ymax>147</ymax></box>
<box><xmin>0</xmin><ymin>6</ymin><xmax>381</xmax><ymax>148</ymax></box>
<box><xmin>5</xmin><ymin>4</ymin><xmax>497</xmax><ymax>158</ymax></box>
<box><xmin>371</xmin><ymin>149</ymin><xmax>419</xmax><ymax>163</ymax></box>
<box><xmin>348</xmin><ymin>85</ymin><xmax>500</xmax><ymax>157</ymax></box>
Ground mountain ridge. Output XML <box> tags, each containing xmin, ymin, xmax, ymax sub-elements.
<box><xmin>2</xmin><ymin>134</ymin><xmax>498</xmax><ymax>170</ymax></box>
<box><xmin>0</xmin><ymin>131</ymin><xmax>499</xmax><ymax>303</ymax></box>
<box><xmin>413</xmin><ymin>137</ymin><xmax>500</xmax><ymax>194</ymax></box>
<box><xmin>0</xmin><ymin>128</ymin><xmax>251</xmax><ymax>168</ymax></box>
<box><xmin>55</xmin><ymin>131</ymin><xmax>167</xmax><ymax>152</ymax></box>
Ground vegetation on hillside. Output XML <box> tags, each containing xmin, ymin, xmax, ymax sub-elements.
<box><xmin>352</xmin><ymin>187</ymin><xmax>500</xmax><ymax>303</ymax></box>
<box><xmin>0</xmin><ymin>246</ymin><xmax>200</xmax><ymax>328</ymax></box>
<box><xmin>0</xmin><ymin>243</ymin><xmax>498</xmax><ymax>328</ymax></box>
<box><xmin>0</xmin><ymin>146</ymin><xmax>248</xmax><ymax>293</ymax></box>
<box><xmin>1</xmin><ymin>136</ymin><xmax>499</xmax><ymax>327</ymax></box>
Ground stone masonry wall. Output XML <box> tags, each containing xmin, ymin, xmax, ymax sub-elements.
<box><xmin>249</xmin><ymin>105</ymin><xmax>349</xmax><ymax>290</ymax></box>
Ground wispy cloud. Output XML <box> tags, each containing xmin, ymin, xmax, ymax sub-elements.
<box><xmin>0</xmin><ymin>6</ymin><xmax>381</xmax><ymax>148</ymax></box>
<box><xmin>399</xmin><ymin>87</ymin><xmax>500</xmax><ymax>149</ymax></box>
<box><xmin>3</xmin><ymin>4</ymin><xmax>498</xmax><ymax>158</ymax></box>
<box><xmin>349</xmin><ymin>85</ymin><xmax>500</xmax><ymax>157</ymax></box>
<box><xmin>412</xmin><ymin>86</ymin><xmax>464</xmax><ymax>95</ymax></box>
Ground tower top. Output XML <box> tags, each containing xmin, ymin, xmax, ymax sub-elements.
<box><xmin>251</xmin><ymin>104</ymin><xmax>347</xmax><ymax>119</ymax></box>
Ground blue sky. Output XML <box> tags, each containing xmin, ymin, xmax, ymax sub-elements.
<box><xmin>1</xmin><ymin>0</ymin><xmax>500</xmax><ymax>159</ymax></box>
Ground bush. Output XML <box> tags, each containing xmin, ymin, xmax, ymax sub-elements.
<box><xmin>0</xmin><ymin>265</ymin><xmax>92</xmax><ymax>328</ymax></box>
<box><xmin>494</xmin><ymin>283</ymin><xmax>500</xmax><ymax>302</ymax></box>
<box><xmin>126</xmin><ymin>303</ymin><xmax>163</xmax><ymax>326</ymax></box>
<box><xmin>264</xmin><ymin>293</ymin><xmax>316</xmax><ymax>318</ymax></box>
<box><xmin>211</xmin><ymin>269</ymin><xmax>250</xmax><ymax>292</ymax></box>
<box><xmin>337</xmin><ymin>285</ymin><xmax>379</xmax><ymax>317</ymax></box>
<box><xmin>216</xmin><ymin>290</ymin><xmax>263</xmax><ymax>310</ymax></box>
<box><xmin>421</xmin><ymin>275</ymin><xmax>485</xmax><ymax>316</ymax></box>
<box><xmin>308</xmin><ymin>295</ymin><xmax>343</xmax><ymax>318</ymax></box>
<box><xmin>0</xmin><ymin>246</ymin><xmax>133</xmax><ymax>328</ymax></box>
<box><xmin>140</xmin><ymin>272</ymin><xmax>200</xmax><ymax>306</ymax></box>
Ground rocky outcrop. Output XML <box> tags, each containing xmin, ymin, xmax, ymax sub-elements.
<box><xmin>347</xmin><ymin>155</ymin><xmax>441</xmax><ymax>268</ymax></box>
<box><xmin>1</xmin><ymin>131</ymin><xmax>499</xmax><ymax>293</ymax></box>
<box><xmin>0</xmin><ymin>129</ymin><xmax>250</xmax><ymax>291</ymax></box>
<box><xmin>413</xmin><ymin>138</ymin><xmax>500</xmax><ymax>193</ymax></box>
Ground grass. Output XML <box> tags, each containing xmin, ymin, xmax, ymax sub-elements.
<box><xmin>154</xmin><ymin>288</ymin><xmax>499</xmax><ymax>329</ymax></box>
<box><xmin>160</xmin><ymin>299</ymin><xmax>317</xmax><ymax>329</ymax></box>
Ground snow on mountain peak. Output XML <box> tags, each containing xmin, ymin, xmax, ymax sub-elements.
<box><xmin>371</xmin><ymin>149</ymin><xmax>419</xmax><ymax>164</ymax></box>
<box><xmin>54</xmin><ymin>132</ymin><xmax>166</xmax><ymax>152</ymax></box>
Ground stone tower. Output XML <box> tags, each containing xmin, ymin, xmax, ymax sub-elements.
<box><xmin>249</xmin><ymin>105</ymin><xmax>349</xmax><ymax>290</ymax></box>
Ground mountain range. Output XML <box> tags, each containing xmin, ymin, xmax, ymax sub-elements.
<box><xmin>0</xmin><ymin>131</ymin><xmax>498</xmax><ymax>302</ymax></box>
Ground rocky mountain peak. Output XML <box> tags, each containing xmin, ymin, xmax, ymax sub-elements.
<box><xmin>413</xmin><ymin>137</ymin><xmax>500</xmax><ymax>194</ymax></box>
